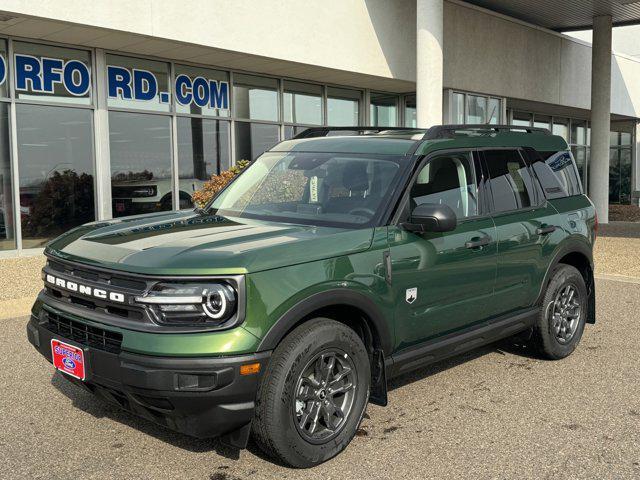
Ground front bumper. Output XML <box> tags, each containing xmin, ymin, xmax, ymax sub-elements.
<box><xmin>27</xmin><ymin>313</ymin><xmax>270</xmax><ymax>443</ymax></box>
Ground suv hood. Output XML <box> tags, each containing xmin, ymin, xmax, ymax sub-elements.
<box><xmin>46</xmin><ymin>211</ymin><xmax>375</xmax><ymax>275</ymax></box>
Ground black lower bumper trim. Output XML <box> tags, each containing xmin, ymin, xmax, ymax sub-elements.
<box><xmin>27</xmin><ymin>315</ymin><xmax>270</xmax><ymax>441</ymax></box>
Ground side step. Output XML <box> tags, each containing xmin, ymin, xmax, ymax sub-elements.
<box><xmin>388</xmin><ymin>308</ymin><xmax>538</xmax><ymax>378</ymax></box>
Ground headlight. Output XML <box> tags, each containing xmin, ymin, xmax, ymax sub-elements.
<box><xmin>135</xmin><ymin>282</ymin><xmax>237</xmax><ymax>327</ymax></box>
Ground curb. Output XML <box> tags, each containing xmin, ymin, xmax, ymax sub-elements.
<box><xmin>0</xmin><ymin>297</ymin><xmax>34</xmax><ymax>320</ymax></box>
<box><xmin>594</xmin><ymin>273</ymin><xmax>640</xmax><ymax>285</ymax></box>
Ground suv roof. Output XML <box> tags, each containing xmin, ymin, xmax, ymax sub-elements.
<box><xmin>272</xmin><ymin>124</ymin><xmax>569</xmax><ymax>156</ymax></box>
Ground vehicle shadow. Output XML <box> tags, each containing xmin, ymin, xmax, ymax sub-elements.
<box><xmin>50</xmin><ymin>372</ymin><xmax>240</xmax><ymax>460</ymax></box>
<box><xmin>387</xmin><ymin>336</ymin><xmax>541</xmax><ymax>391</ymax></box>
<box><xmin>49</xmin><ymin>336</ymin><xmax>540</xmax><ymax>466</ymax></box>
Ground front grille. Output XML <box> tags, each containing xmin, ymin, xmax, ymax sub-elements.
<box><xmin>48</xmin><ymin>260</ymin><xmax>147</xmax><ymax>291</ymax></box>
<box><xmin>44</xmin><ymin>310</ymin><xmax>123</xmax><ymax>354</ymax></box>
<box><xmin>45</xmin><ymin>260</ymin><xmax>147</xmax><ymax>321</ymax></box>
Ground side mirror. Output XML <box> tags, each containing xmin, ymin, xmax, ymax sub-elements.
<box><xmin>401</xmin><ymin>203</ymin><xmax>457</xmax><ymax>233</ymax></box>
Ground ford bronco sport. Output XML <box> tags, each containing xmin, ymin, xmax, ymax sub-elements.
<box><xmin>28</xmin><ymin>124</ymin><xmax>596</xmax><ymax>467</ymax></box>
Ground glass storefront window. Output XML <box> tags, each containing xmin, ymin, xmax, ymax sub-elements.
<box><xmin>512</xmin><ymin>111</ymin><xmax>532</xmax><ymax>127</ymax></box>
<box><xmin>452</xmin><ymin>93</ymin><xmax>464</xmax><ymax>124</ymax></box>
<box><xmin>620</xmin><ymin>148</ymin><xmax>632</xmax><ymax>203</ymax></box>
<box><xmin>0</xmin><ymin>103</ymin><xmax>14</xmax><ymax>250</ymax></box>
<box><xmin>17</xmin><ymin>104</ymin><xmax>95</xmax><ymax>247</ymax></box>
<box><xmin>553</xmin><ymin>118</ymin><xmax>569</xmax><ymax>140</ymax></box>
<box><xmin>174</xmin><ymin>65</ymin><xmax>229</xmax><ymax>117</ymax></box>
<box><xmin>327</xmin><ymin>87</ymin><xmax>361</xmax><ymax>126</ymax></box>
<box><xmin>610</xmin><ymin>131</ymin><xmax>619</xmax><ymax>146</ymax></box>
<box><xmin>0</xmin><ymin>40</ymin><xmax>8</xmax><ymax>98</ymax></box>
<box><xmin>466</xmin><ymin>95</ymin><xmax>486</xmax><ymax>124</ymax></box>
<box><xmin>177</xmin><ymin>117</ymin><xmax>230</xmax><ymax>209</ymax></box>
<box><xmin>534</xmin><ymin>115</ymin><xmax>551</xmax><ymax>130</ymax></box>
<box><xmin>571</xmin><ymin>120</ymin><xmax>587</xmax><ymax>145</ymax></box>
<box><xmin>283</xmin><ymin>81</ymin><xmax>322</xmax><ymax>125</ymax></box>
<box><xmin>14</xmin><ymin>42</ymin><xmax>92</xmax><ymax>105</ymax></box>
<box><xmin>609</xmin><ymin>148</ymin><xmax>620</xmax><ymax>203</ymax></box>
<box><xmin>235</xmin><ymin>122</ymin><xmax>279</xmax><ymax>161</ymax></box>
<box><xmin>106</xmin><ymin>55</ymin><xmax>171</xmax><ymax>112</ymax></box>
<box><xmin>487</xmin><ymin>98</ymin><xmax>500</xmax><ymax>124</ymax></box>
<box><xmin>404</xmin><ymin>95</ymin><xmax>416</xmax><ymax>128</ymax></box>
<box><xmin>369</xmin><ymin>93</ymin><xmax>398</xmax><ymax>127</ymax></box>
<box><xmin>609</xmin><ymin>124</ymin><xmax>634</xmax><ymax>204</ymax></box>
<box><xmin>571</xmin><ymin>146</ymin><xmax>587</xmax><ymax>186</ymax></box>
<box><xmin>109</xmin><ymin>111</ymin><xmax>173</xmax><ymax>217</ymax></box>
<box><xmin>284</xmin><ymin>125</ymin><xmax>310</xmax><ymax>140</ymax></box>
<box><xmin>233</xmin><ymin>74</ymin><xmax>278</xmax><ymax>122</ymax></box>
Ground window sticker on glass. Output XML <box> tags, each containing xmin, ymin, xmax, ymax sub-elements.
<box><xmin>310</xmin><ymin>176</ymin><xmax>319</xmax><ymax>203</ymax></box>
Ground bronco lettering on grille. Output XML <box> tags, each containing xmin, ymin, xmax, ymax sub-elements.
<box><xmin>45</xmin><ymin>274</ymin><xmax>125</xmax><ymax>303</ymax></box>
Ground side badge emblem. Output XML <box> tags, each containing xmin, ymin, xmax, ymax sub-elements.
<box><xmin>406</xmin><ymin>287</ymin><xmax>417</xmax><ymax>304</ymax></box>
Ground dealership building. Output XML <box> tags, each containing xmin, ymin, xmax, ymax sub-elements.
<box><xmin>0</xmin><ymin>0</ymin><xmax>639</xmax><ymax>257</ymax></box>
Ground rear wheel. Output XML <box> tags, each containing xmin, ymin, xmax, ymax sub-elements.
<box><xmin>531</xmin><ymin>264</ymin><xmax>587</xmax><ymax>359</ymax></box>
<box><xmin>252</xmin><ymin>318</ymin><xmax>370</xmax><ymax>468</ymax></box>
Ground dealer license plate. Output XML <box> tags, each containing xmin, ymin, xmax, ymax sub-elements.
<box><xmin>51</xmin><ymin>339</ymin><xmax>86</xmax><ymax>381</ymax></box>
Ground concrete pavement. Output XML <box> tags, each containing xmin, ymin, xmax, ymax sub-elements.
<box><xmin>1</xmin><ymin>277</ymin><xmax>639</xmax><ymax>479</ymax></box>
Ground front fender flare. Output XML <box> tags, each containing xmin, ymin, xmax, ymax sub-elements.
<box><xmin>256</xmin><ymin>288</ymin><xmax>393</xmax><ymax>354</ymax></box>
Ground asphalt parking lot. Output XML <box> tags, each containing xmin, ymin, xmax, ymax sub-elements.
<box><xmin>2</xmin><ymin>277</ymin><xmax>639</xmax><ymax>480</ymax></box>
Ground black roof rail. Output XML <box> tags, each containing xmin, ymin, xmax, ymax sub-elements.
<box><xmin>292</xmin><ymin>126</ymin><xmax>426</xmax><ymax>139</ymax></box>
<box><xmin>423</xmin><ymin>124</ymin><xmax>552</xmax><ymax>140</ymax></box>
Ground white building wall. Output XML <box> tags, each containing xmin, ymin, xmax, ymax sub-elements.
<box><xmin>0</xmin><ymin>0</ymin><xmax>416</xmax><ymax>83</ymax></box>
<box><xmin>443</xmin><ymin>1</ymin><xmax>640</xmax><ymax>118</ymax></box>
<box><xmin>0</xmin><ymin>0</ymin><xmax>638</xmax><ymax>117</ymax></box>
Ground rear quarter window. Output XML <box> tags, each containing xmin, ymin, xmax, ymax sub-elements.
<box><xmin>529</xmin><ymin>150</ymin><xmax>583</xmax><ymax>199</ymax></box>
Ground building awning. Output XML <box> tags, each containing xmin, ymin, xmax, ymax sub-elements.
<box><xmin>463</xmin><ymin>0</ymin><xmax>640</xmax><ymax>30</ymax></box>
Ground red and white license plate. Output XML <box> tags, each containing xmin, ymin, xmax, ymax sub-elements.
<box><xmin>51</xmin><ymin>339</ymin><xmax>86</xmax><ymax>381</ymax></box>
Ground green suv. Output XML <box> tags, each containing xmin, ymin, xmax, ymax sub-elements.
<box><xmin>28</xmin><ymin>125</ymin><xmax>596</xmax><ymax>467</ymax></box>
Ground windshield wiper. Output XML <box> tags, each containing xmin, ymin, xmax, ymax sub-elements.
<box><xmin>194</xmin><ymin>206</ymin><xmax>209</xmax><ymax>215</ymax></box>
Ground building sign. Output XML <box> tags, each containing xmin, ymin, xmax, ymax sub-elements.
<box><xmin>0</xmin><ymin>52</ymin><xmax>91</xmax><ymax>96</ymax></box>
<box><xmin>107</xmin><ymin>64</ymin><xmax>229</xmax><ymax>110</ymax></box>
<box><xmin>175</xmin><ymin>74</ymin><xmax>228</xmax><ymax>109</ymax></box>
<box><xmin>14</xmin><ymin>54</ymin><xmax>91</xmax><ymax>96</ymax></box>
<box><xmin>0</xmin><ymin>55</ymin><xmax>6</xmax><ymax>86</ymax></box>
<box><xmin>107</xmin><ymin>65</ymin><xmax>171</xmax><ymax>104</ymax></box>
<box><xmin>0</xmin><ymin>50</ymin><xmax>230</xmax><ymax>111</ymax></box>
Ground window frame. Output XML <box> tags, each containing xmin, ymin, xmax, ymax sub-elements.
<box><xmin>392</xmin><ymin>149</ymin><xmax>488</xmax><ymax>226</ymax></box>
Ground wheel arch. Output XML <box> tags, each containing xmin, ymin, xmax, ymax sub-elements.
<box><xmin>257</xmin><ymin>289</ymin><xmax>393</xmax><ymax>356</ymax></box>
<box><xmin>537</xmin><ymin>238</ymin><xmax>595</xmax><ymax>324</ymax></box>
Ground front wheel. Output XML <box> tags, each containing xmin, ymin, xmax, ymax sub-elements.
<box><xmin>531</xmin><ymin>264</ymin><xmax>587</xmax><ymax>359</ymax></box>
<box><xmin>252</xmin><ymin>318</ymin><xmax>370</xmax><ymax>468</ymax></box>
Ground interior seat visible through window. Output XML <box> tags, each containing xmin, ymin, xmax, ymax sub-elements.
<box><xmin>408</xmin><ymin>153</ymin><xmax>478</xmax><ymax>220</ymax></box>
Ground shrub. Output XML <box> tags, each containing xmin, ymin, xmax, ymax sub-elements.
<box><xmin>192</xmin><ymin>160</ymin><xmax>250</xmax><ymax>207</ymax></box>
<box><xmin>21</xmin><ymin>170</ymin><xmax>95</xmax><ymax>237</ymax></box>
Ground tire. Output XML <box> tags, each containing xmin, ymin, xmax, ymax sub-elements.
<box><xmin>531</xmin><ymin>264</ymin><xmax>587</xmax><ymax>360</ymax></box>
<box><xmin>252</xmin><ymin>318</ymin><xmax>370</xmax><ymax>468</ymax></box>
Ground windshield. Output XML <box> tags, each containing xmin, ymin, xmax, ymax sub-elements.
<box><xmin>208</xmin><ymin>151</ymin><xmax>406</xmax><ymax>228</ymax></box>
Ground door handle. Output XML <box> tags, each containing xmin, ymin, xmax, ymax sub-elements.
<box><xmin>536</xmin><ymin>225</ymin><xmax>556</xmax><ymax>235</ymax></box>
<box><xmin>465</xmin><ymin>236</ymin><xmax>491</xmax><ymax>249</ymax></box>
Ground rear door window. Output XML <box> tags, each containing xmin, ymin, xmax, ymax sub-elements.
<box><xmin>528</xmin><ymin>150</ymin><xmax>583</xmax><ymax>199</ymax></box>
<box><xmin>483</xmin><ymin>149</ymin><xmax>538</xmax><ymax>213</ymax></box>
